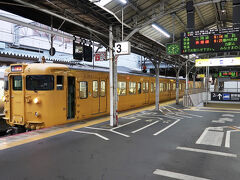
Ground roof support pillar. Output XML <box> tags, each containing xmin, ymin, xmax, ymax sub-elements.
<box><xmin>155</xmin><ymin>61</ymin><xmax>160</xmax><ymax>111</ymax></box>
<box><xmin>109</xmin><ymin>25</ymin><xmax>118</xmax><ymax>127</ymax></box>
<box><xmin>176</xmin><ymin>71</ymin><xmax>180</xmax><ymax>105</ymax></box>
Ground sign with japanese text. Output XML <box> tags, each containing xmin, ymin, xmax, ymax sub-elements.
<box><xmin>181</xmin><ymin>27</ymin><xmax>240</xmax><ymax>54</ymax></box>
<box><xmin>195</xmin><ymin>57</ymin><xmax>240</xmax><ymax>67</ymax></box>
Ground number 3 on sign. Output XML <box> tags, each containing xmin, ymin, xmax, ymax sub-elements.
<box><xmin>116</xmin><ymin>44</ymin><xmax>121</xmax><ymax>53</ymax></box>
<box><xmin>115</xmin><ymin>41</ymin><xmax>131</xmax><ymax>55</ymax></box>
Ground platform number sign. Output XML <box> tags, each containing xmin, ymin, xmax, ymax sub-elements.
<box><xmin>115</xmin><ymin>41</ymin><xmax>131</xmax><ymax>55</ymax></box>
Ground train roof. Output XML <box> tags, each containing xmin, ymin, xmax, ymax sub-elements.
<box><xmin>10</xmin><ymin>63</ymin><xmax>186</xmax><ymax>80</ymax></box>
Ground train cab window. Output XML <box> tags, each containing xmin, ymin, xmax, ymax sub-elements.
<box><xmin>93</xmin><ymin>81</ymin><xmax>98</xmax><ymax>98</ymax></box>
<box><xmin>100</xmin><ymin>81</ymin><xmax>106</xmax><ymax>97</ymax></box>
<box><xmin>146</xmin><ymin>82</ymin><xmax>149</xmax><ymax>93</ymax></box>
<box><xmin>138</xmin><ymin>82</ymin><xmax>141</xmax><ymax>94</ymax></box>
<box><xmin>26</xmin><ymin>75</ymin><xmax>54</xmax><ymax>90</ymax></box>
<box><xmin>118</xmin><ymin>81</ymin><xmax>126</xmax><ymax>96</ymax></box>
<box><xmin>150</xmin><ymin>83</ymin><xmax>153</xmax><ymax>93</ymax></box>
<box><xmin>129</xmin><ymin>82</ymin><xmax>136</xmax><ymax>95</ymax></box>
<box><xmin>143</xmin><ymin>82</ymin><xmax>146</xmax><ymax>93</ymax></box>
<box><xmin>12</xmin><ymin>76</ymin><xmax>22</xmax><ymax>91</ymax></box>
<box><xmin>80</xmin><ymin>81</ymin><xmax>88</xmax><ymax>99</ymax></box>
<box><xmin>4</xmin><ymin>76</ymin><xmax>8</xmax><ymax>91</ymax></box>
<box><xmin>160</xmin><ymin>83</ymin><xmax>164</xmax><ymax>92</ymax></box>
<box><xmin>57</xmin><ymin>76</ymin><xmax>64</xmax><ymax>90</ymax></box>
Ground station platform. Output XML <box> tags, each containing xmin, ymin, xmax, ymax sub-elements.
<box><xmin>0</xmin><ymin>100</ymin><xmax>240</xmax><ymax>180</ymax></box>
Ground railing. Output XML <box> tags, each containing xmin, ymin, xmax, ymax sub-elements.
<box><xmin>210</xmin><ymin>88</ymin><xmax>240</xmax><ymax>93</ymax></box>
<box><xmin>183</xmin><ymin>88</ymin><xmax>206</xmax><ymax>107</ymax></box>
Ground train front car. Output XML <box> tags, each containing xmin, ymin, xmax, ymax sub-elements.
<box><xmin>3</xmin><ymin>63</ymin><xmax>69</xmax><ymax>132</ymax></box>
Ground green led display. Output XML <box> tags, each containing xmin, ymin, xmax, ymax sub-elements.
<box><xmin>166</xmin><ymin>43</ymin><xmax>180</xmax><ymax>55</ymax></box>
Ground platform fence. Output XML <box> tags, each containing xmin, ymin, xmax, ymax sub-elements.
<box><xmin>183</xmin><ymin>88</ymin><xmax>207</xmax><ymax>107</ymax></box>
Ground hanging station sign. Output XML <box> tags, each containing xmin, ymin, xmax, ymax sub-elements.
<box><xmin>115</xmin><ymin>41</ymin><xmax>131</xmax><ymax>55</ymax></box>
<box><xmin>195</xmin><ymin>57</ymin><xmax>240</xmax><ymax>67</ymax></box>
<box><xmin>181</xmin><ymin>27</ymin><xmax>240</xmax><ymax>54</ymax></box>
<box><xmin>95</xmin><ymin>52</ymin><xmax>107</xmax><ymax>61</ymax></box>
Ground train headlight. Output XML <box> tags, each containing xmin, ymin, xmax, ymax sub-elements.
<box><xmin>35</xmin><ymin>112</ymin><xmax>40</xmax><ymax>117</ymax></box>
<box><xmin>33</xmin><ymin>97</ymin><xmax>40</xmax><ymax>104</ymax></box>
<box><xmin>2</xmin><ymin>96</ymin><xmax>5</xmax><ymax>102</ymax></box>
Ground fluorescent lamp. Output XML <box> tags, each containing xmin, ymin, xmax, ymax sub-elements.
<box><xmin>152</xmin><ymin>23</ymin><xmax>170</xmax><ymax>38</ymax></box>
<box><xmin>119</xmin><ymin>0</ymin><xmax>127</xmax><ymax>4</ymax></box>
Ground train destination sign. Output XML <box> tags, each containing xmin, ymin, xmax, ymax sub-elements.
<box><xmin>181</xmin><ymin>27</ymin><xmax>240</xmax><ymax>54</ymax></box>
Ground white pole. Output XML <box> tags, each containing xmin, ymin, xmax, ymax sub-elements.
<box><xmin>109</xmin><ymin>25</ymin><xmax>115</xmax><ymax>126</ymax></box>
<box><xmin>155</xmin><ymin>61</ymin><xmax>160</xmax><ymax>110</ymax></box>
<box><xmin>122</xmin><ymin>7</ymin><xmax>124</xmax><ymax>41</ymax></box>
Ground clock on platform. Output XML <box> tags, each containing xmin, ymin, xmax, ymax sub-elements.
<box><xmin>166</xmin><ymin>43</ymin><xmax>180</xmax><ymax>55</ymax></box>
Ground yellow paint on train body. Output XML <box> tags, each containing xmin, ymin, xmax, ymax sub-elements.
<box><xmin>3</xmin><ymin>63</ymin><xmax>202</xmax><ymax>130</ymax></box>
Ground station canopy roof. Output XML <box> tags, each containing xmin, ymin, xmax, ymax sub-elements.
<box><xmin>0</xmin><ymin>0</ymin><xmax>234</xmax><ymax>66</ymax></box>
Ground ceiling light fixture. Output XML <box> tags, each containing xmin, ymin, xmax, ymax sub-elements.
<box><xmin>119</xmin><ymin>0</ymin><xmax>127</xmax><ymax>4</ymax></box>
<box><xmin>152</xmin><ymin>23</ymin><xmax>170</xmax><ymax>38</ymax></box>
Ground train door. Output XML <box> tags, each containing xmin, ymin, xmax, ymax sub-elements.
<box><xmin>10</xmin><ymin>75</ymin><xmax>24</xmax><ymax>124</ymax></box>
<box><xmin>67</xmin><ymin>77</ymin><xmax>75</xmax><ymax>119</ymax></box>
<box><xmin>99</xmin><ymin>79</ymin><xmax>107</xmax><ymax>113</ymax></box>
<box><xmin>92</xmin><ymin>80</ymin><xmax>99</xmax><ymax>114</ymax></box>
<box><xmin>144</xmin><ymin>81</ymin><xmax>150</xmax><ymax>104</ymax></box>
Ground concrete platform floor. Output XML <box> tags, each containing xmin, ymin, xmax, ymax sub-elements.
<box><xmin>0</xmin><ymin>101</ymin><xmax>240</xmax><ymax>180</ymax></box>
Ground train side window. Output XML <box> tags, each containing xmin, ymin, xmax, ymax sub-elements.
<box><xmin>57</xmin><ymin>76</ymin><xmax>64</xmax><ymax>90</ymax></box>
<box><xmin>4</xmin><ymin>76</ymin><xmax>8</xmax><ymax>91</ymax></box>
<box><xmin>129</xmin><ymin>82</ymin><xmax>136</xmax><ymax>95</ymax></box>
<box><xmin>150</xmin><ymin>83</ymin><xmax>153</xmax><ymax>93</ymax></box>
<box><xmin>160</xmin><ymin>83</ymin><xmax>164</xmax><ymax>92</ymax></box>
<box><xmin>118</xmin><ymin>81</ymin><xmax>126</xmax><ymax>96</ymax></box>
<box><xmin>93</xmin><ymin>81</ymin><xmax>98</xmax><ymax>98</ymax></box>
<box><xmin>146</xmin><ymin>82</ymin><xmax>149</xmax><ymax>93</ymax></box>
<box><xmin>12</xmin><ymin>76</ymin><xmax>22</xmax><ymax>91</ymax></box>
<box><xmin>80</xmin><ymin>81</ymin><xmax>88</xmax><ymax>99</ymax></box>
<box><xmin>100</xmin><ymin>81</ymin><xmax>106</xmax><ymax>97</ymax></box>
<box><xmin>143</xmin><ymin>82</ymin><xmax>146</xmax><ymax>93</ymax></box>
<box><xmin>173</xmin><ymin>83</ymin><xmax>176</xmax><ymax>90</ymax></box>
<box><xmin>138</xmin><ymin>82</ymin><xmax>141</xmax><ymax>94</ymax></box>
<box><xmin>179</xmin><ymin>83</ymin><xmax>182</xmax><ymax>90</ymax></box>
<box><xmin>154</xmin><ymin>83</ymin><xmax>156</xmax><ymax>91</ymax></box>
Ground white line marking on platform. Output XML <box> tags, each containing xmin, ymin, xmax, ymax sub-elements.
<box><xmin>110</xmin><ymin>129</ymin><xmax>130</xmax><ymax>137</ymax></box>
<box><xmin>131</xmin><ymin>120</ymin><xmax>159</xmax><ymax>134</ymax></box>
<box><xmin>163</xmin><ymin>115</ymin><xmax>183</xmax><ymax>120</ymax></box>
<box><xmin>225</xmin><ymin>131</ymin><xmax>231</xmax><ymax>148</ymax></box>
<box><xmin>196</xmin><ymin>128</ymin><xmax>210</xmax><ymax>144</ymax></box>
<box><xmin>196</xmin><ymin>130</ymin><xmax>224</xmax><ymax>146</ymax></box>
<box><xmin>222</xmin><ymin>114</ymin><xmax>235</xmax><ymax>117</ymax></box>
<box><xmin>112</xmin><ymin>119</ymin><xmax>141</xmax><ymax>130</ymax></box>
<box><xmin>176</xmin><ymin>146</ymin><xmax>237</xmax><ymax>158</ymax></box>
<box><xmin>153</xmin><ymin>169</ymin><xmax>211</xmax><ymax>180</ymax></box>
<box><xmin>85</xmin><ymin>127</ymin><xmax>130</xmax><ymax>137</ymax></box>
<box><xmin>71</xmin><ymin>130</ymin><xmax>109</xmax><ymax>141</ymax></box>
<box><xmin>153</xmin><ymin>119</ymin><xmax>181</xmax><ymax>136</ymax></box>
<box><xmin>225</xmin><ymin>130</ymin><xmax>239</xmax><ymax>148</ymax></box>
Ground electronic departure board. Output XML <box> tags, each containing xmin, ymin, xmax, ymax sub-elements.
<box><xmin>181</xmin><ymin>28</ymin><xmax>240</xmax><ymax>54</ymax></box>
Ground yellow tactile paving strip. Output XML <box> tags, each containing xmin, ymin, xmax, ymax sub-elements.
<box><xmin>0</xmin><ymin>99</ymin><xmax>180</xmax><ymax>150</ymax></box>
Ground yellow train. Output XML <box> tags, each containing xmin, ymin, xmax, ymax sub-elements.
<box><xmin>3</xmin><ymin>63</ymin><xmax>201</xmax><ymax>131</ymax></box>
